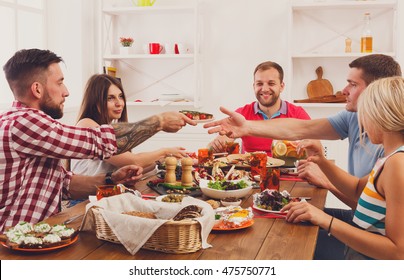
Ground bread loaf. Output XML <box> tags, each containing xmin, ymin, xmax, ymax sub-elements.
<box><xmin>122</xmin><ymin>211</ymin><xmax>157</xmax><ymax>219</ymax></box>
<box><xmin>173</xmin><ymin>205</ymin><xmax>202</xmax><ymax>221</ymax></box>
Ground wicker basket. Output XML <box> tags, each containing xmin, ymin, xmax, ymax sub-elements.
<box><xmin>92</xmin><ymin>207</ymin><xmax>202</xmax><ymax>254</ymax></box>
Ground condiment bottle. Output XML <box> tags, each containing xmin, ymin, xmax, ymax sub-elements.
<box><xmin>164</xmin><ymin>156</ymin><xmax>177</xmax><ymax>184</ymax></box>
<box><xmin>181</xmin><ymin>157</ymin><xmax>194</xmax><ymax>187</ymax></box>
<box><xmin>361</xmin><ymin>12</ymin><xmax>373</xmax><ymax>53</ymax></box>
<box><xmin>345</xmin><ymin>37</ymin><xmax>352</xmax><ymax>53</ymax></box>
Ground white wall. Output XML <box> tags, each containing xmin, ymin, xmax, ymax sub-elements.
<box><xmin>46</xmin><ymin>0</ymin><xmax>98</xmax><ymax>119</ymax></box>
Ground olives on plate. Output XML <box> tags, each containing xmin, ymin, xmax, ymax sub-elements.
<box><xmin>161</xmin><ymin>194</ymin><xmax>186</xmax><ymax>203</ymax></box>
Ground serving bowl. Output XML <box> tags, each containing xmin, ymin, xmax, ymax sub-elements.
<box><xmin>199</xmin><ymin>179</ymin><xmax>253</xmax><ymax>200</ymax></box>
<box><xmin>220</xmin><ymin>197</ymin><xmax>242</xmax><ymax>207</ymax></box>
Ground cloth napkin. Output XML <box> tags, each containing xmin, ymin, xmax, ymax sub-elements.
<box><xmin>80</xmin><ymin>193</ymin><xmax>215</xmax><ymax>255</ymax></box>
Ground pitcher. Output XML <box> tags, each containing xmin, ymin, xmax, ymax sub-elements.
<box><xmin>137</xmin><ymin>0</ymin><xmax>156</xmax><ymax>6</ymax></box>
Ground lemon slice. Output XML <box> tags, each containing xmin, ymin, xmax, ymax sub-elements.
<box><xmin>274</xmin><ymin>142</ymin><xmax>287</xmax><ymax>156</ymax></box>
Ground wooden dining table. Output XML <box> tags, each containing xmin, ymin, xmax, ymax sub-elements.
<box><xmin>0</xmin><ymin>177</ymin><xmax>327</xmax><ymax>260</ymax></box>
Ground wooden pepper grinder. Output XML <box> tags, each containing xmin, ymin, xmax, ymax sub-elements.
<box><xmin>181</xmin><ymin>157</ymin><xmax>194</xmax><ymax>187</ymax></box>
<box><xmin>164</xmin><ymin>156</ymin><xmax>177</xmax><ymax>184</ymax></box>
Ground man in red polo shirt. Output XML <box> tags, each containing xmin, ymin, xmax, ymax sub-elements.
<box><xmin>208</xmin><ymin>61</ymin><xmax>311</xmax><ymax>156</ymax></box>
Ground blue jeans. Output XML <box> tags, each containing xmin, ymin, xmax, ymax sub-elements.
<box><xmin>314</xmin><ymin>208</ymin><xmax>354</xmax><ymax>260</ymax></box>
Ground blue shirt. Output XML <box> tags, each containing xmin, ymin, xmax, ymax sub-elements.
<box><xmin>328</xmin><ymin>110</ymin><xmax>384</xmax><ymax>177</ymax></box>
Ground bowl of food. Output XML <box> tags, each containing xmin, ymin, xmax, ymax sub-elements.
<box><xmin>271</xmin><ymin>140</ymin><xmax>307</xmax><ymax>167</ymax></box>
<box><xmin>199</xmin><ymin>178</ymin><xmax>253</xmax><ymax>200</ymax></box>
<box><xmin>220</xmin><ymin>197</ymin><xmax>242</xmax><ymax>207</ymax></box>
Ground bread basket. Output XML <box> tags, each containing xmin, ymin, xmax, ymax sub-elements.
<box><xmin>92</xmin><ymin>207</ymin><xmax>202</xmax><ymax>254</ymax></box>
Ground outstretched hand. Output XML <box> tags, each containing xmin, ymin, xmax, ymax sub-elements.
<box><xmin>160</xmin><ymin>111</ymin><xmax>197</xmax><ymax>133</ymax></box>
<box><xmin>203</xmin><ymin>107</ymin><xmax>248</xmax><ymax>138</ymax></box>
<box><xmin>297</xmin><ymin>139</ymin><xmax>324</xmax><ymax>157</ymax></box>
<box><xmin>113</xmin><ymin>165</ymin><xmax>143</xmax><ymax>185</ymax></box>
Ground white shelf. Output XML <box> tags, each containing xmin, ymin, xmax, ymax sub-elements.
<box><xmin>126</xmin><ymin>101</ymin><xmax>195</xmax><ymax>107</ymax></box>
<box><xmin>100</xmin><ymin>0</ymin><xmax>201</xmax><ymax>108</ymax></box>
<box><xmin>291</xmin><ymin>51</ymin><xmax>395</xmax><ymax>58</ymax></box>
<box><xmin>103</xmin><ymin>6</ymin><xmax>194</xmax><ymax>16</ymax></box>
<box><xmin>291</xmin><ymin>0</ymin><xmax>397</xmax><ymax>10</ymax></box>
<box><xmin>103</xmin><ymin>54</ymin><xmax>194</xmax><ymax>60</ymax></box>
<box><xmin>292</xmin><ymin>103</ymin><xmax>346</xmax><ymax>109</ymax></box>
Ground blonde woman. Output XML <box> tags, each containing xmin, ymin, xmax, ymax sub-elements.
<box><xmin>71</xmin><ymin>74</ymin><xmax>188</xmax><ymax>176</ymax></box>
<box><xmin>283</xmin><ymin>76</ymin><xmax>404</xmax><ymax>259</ymax></box>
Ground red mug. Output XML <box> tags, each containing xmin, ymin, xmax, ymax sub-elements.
<box><xmin>149</xmin><ymin>43</ymin><xmax>163</xmax><ymax>54</ymax></box>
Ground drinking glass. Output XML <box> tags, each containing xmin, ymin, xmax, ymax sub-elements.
<box><xmin>249</xmin><ymin>151</ymin><xmax>267</xmax><ymax>178</ymax></box>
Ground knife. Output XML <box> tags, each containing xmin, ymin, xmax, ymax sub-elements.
<box><xmin>63</xmin><ymin>214</ymin><xmax>84</xmax><ymax>225</ymax></box>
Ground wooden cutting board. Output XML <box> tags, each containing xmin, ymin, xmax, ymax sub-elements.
<box><xmin>294</xmin><ymin>95</ymin><xmax>346</xmax><ymax>103</ymax></box>
<box><xmin>307</xmin><ymin>66</ymin><xmax>333</xmax><ymax>98</ymax></box>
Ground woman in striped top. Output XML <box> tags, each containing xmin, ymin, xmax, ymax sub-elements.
<box><xmin>282</xmin><ymin>76</ymin><xmax>404</xmax><ymax>260</ymax></box>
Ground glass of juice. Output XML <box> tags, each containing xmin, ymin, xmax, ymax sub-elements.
<box><xmin>225</xmin><ymin>142</ymin><xmax>240</xmax><ymax>154</ymax></box>
<box><xmin>249</xmin><ymin>151</ymin><xmax>267</xmax><ymax>178</ymax></box>
<box><xmin>260</xmin><ymin>167</ymin><xmax>280</xmax><ymax>191</ymax></box>
<box><xmin>198</xmin><ymin>148</ymin><xmax>213</xmax><ymax>165</ymax></box>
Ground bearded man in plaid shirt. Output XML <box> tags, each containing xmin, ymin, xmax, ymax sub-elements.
<box><xmin>0</xmin><ymin>49</ymin><xmax>195</xmax><ymax>231</ymax></box>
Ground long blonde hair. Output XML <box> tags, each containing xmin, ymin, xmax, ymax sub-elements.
<box><xmin>357</xmin><ymin>76</ymin><xmax>404</xmax><ymax>144</ymax></box>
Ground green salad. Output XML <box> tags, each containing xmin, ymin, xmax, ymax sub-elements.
<box><xmin>207</xmin><ymin>180</ymin><xmax>248</xmax><ymax>191</ymax></box>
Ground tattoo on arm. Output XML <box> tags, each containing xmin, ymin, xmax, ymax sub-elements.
<box><xmin>112</xmin><ymin>116</ymin><xmax>161</xmax><ymax>154</ymax></box>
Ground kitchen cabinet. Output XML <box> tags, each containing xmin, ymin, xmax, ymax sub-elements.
<box><xmin>288</xmin><ymin>0</ymin><xmax>397</xmax><ymax>107</ymax></box>
<box><xmin>99</xmin><ymin>0</ymin><xmax>202</xmax><ymax>107</ymax></box>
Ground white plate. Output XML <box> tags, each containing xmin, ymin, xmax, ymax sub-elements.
<box><xmin>194</xmin><ymin>117</ymin><xmax>215</xmax><ymax>124</ymax></box>
<box><xmin>252</xmin><ymin>204</ymin><xmax>287</xmax><ymax>214</ymax></box>
<box><xmin>215</xmin><ymin>154</ymin><xmax>285</xmax><ymax>168</ymax></box>
<box><xmin>159</xmin><ymin>94</ymin><xmax>185</xmax><ymax>101</ymax></box>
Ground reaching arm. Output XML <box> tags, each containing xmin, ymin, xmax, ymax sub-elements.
<box><xmin>106</xmin><ymin>147</ymin><xmax>187</xmax><ymax>171</ymax></box>
<box><xmin>204</xmin><ymin>106</ymin><xmax>341</xmax><ymax>140</ymax></box>
<box><xmin>76</xmin><ymin>118</ymin><xmax>188</xmax><ymax>170</ymax></box>
<box><xmin>111</xmin><ymin>111</ymin><xmax>195</xmax><ymax>154</ymax></box>
<box><xmin>310</xmin><ymin>156</ymin><xmax>367</xmax><ymax>200</ymax></box>
<box><xmin>297</xmin><ymin>160</ymin><xmax>358</xmax><ymax>209</ymax></box>
<box><xmin>296</xmin><ymin>140</ymin><xmax>358</xmax><ymax>208</ymax></box>
<box><xmin>69</xmin><ymin>165</ymin><xmax>143</xmax><ymax>199</ymax></box>
<box><xmin>207</xmin><ymin>135</ymin><xmax>234</xmax><ymax>153</ymax></box>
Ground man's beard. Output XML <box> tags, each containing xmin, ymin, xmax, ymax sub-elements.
<box><xmin>258</xmin><ymin>92</ymin><xmax>279</xmax><ymax>107</ymax></box>
<box><xmin>39</xmin><ymin>90</ymin><xmax>64</xmax><ymax>119</ymax></box>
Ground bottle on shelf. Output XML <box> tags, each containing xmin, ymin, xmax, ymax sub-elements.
<box><xmin>345</xmin><ymin>37</ymin><xmax>352</xmax><ymax>53</ymax></box>
<box><xmin>360</xmin><ymin>12</ymin><xmax>373</xmax><ymax>53</ymax></box>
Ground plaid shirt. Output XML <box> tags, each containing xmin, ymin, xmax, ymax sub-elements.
<box><xmin>0</xmin><ymin>101</ymin><xmax>117</xmax><ymax>231</ymax></box>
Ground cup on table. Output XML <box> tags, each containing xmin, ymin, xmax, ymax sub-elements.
<box><xmin>198</xmin><ymin>148</ymin><xmax>213</xmax><ymax>165</ymax></box>
<box><xmin>260</xmin><ymin>167</ymin><xmax>280</xmax><ymax>191</ymax></box>
<box><xmin>249</xmin><ymin>151</ymin><xmax>267</xmax><ymax>178</ymax></box>
<box><xmin>149</xmin><ymin>43</ymin><xmax>163</xmax><ymax>54</ymax></box>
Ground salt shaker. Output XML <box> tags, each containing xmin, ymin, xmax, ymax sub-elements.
<box><xmin>181</xmin><ymin>157</ymin><xmax>194</xmax><ymax>187</ymax></box>
<box><xmin>164</xmin><ymin>156</ymin><xmax>177</xmax><ymax>184</ymax></box>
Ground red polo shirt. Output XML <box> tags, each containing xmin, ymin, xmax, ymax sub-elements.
<box><xmin>235</xmin><ymin>100</ymin><xmax>311</xmax><ymax>156</ymax></box>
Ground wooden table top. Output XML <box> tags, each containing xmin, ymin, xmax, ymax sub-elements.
<box><xmin>0</xmin><ymin>178</ymin><xmax>327</xmax><ymax>260</ymax></box>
